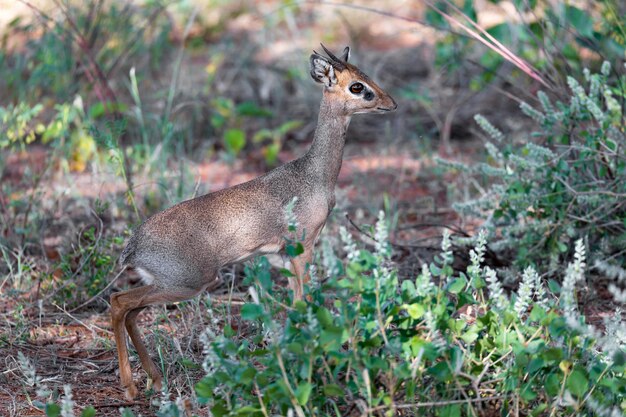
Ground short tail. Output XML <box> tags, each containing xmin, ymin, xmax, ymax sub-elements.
<box><xmin>119</xmin><ymin>234</ymin><xmax>138</xmax><ymax>266</ymax></box>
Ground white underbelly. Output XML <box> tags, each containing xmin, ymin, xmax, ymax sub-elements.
<box><xmin>230</xmin><ymin>242</ymin><xmax>283</xmax><ymax>263</ymax></box>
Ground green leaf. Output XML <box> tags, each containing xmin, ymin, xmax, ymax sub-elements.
<box><xmin>234</xmin><ymin>405</ymin><xmax>261</xmax><ymax>415</ymax></box>
<box><xmin>286</xmin><ymin>242</ymin><xmax>304</xmax><ymax>257</ymax></box>
<box><xmin>527</xmin><ymin>357</ymin><xmax>545</xmax><ymax>373</ymax></box>
<box><xmin>531</xmin><ymin>404</ymin><xmax>548</xmax><ymax>417</ymax></box>
<box><xmin>545</xmin><ymin>373</ymin><xmax>561</xmax><ymax>396</ymax></box>
<box><xmin>241</xmin><ymin>303</ymin><xmax>264</xmax><ymax>321</ymax></box>
<box><xmin>567</xmin><ymin>369</ymin><xmax>589</xmax><ymax>397</ymax></box>
<box><xmin>461</xmin><ymin>328</ymin><xmax>479</xmax><ymax>344</ymax></box>
<box><xmin>429</xmin><ymin>362</ymin><xmax>452</xmax><ymax>382</ymax></box>
<box><xmin>181</xmin><ymin>357</ymin><xmax>201</xmax><ymax>369</ymax></box>
<box><xmin>564</xmin><ymin>5</ymin><xmax>594</xmax><ymax>38</ymax></box>
<box><xmin>447</xmin><ymin>277</ymin><xmax>467</xmax><ymax>294</ymax></box>
<box><xmin>277</xmin><ymin>120</ymin><xmax>303</xmax><ymax>135</ymax></box>
<box><xmin>548</xmin><ymin>279</ymin><xmax>561</xmax><ymax>294</ymax></box>
<box><xmin>81</xmin><ymin>406</ymin><xmax>96</xmax><ymax>417</ymax></box>
<box><xmin>45</xmin><ymin>403</ymin><xmax>61</xmax><ymax>417</ymax></box>
<box><xmin>238</xmin><ymin>366</ymin><xmax>257</xmax><ymax>384</ymax></box>
<box><xmin>322</xmin><ymin>384</ymin><xmax>344</xmax><ymax>396</ymax></box>
<box><xmin>613</xmin><ymin>350</ymin><xmax>626</xmax><ymax>367</ymax></box>
<box><xmin>486</xmin><ymin>23</ymin><xmax>512</xmax><ymax>44</ymax></box>
<box><xmin>263</xmin><ymin>142</ymin><xmax>280</xmax><ymax>165</ymax></box>
<box><xmin>224</xmin><ymin>129</ymin><xmax>246</xmax><ymax>156</ymax></box>
<box><xmin>316</xmin><ymin>307</ymin><xmax>334</xmax><ymax>328</ymax></box>
<box><xmin>210</xmin><ymin>400</ymin><xmax>229</xmax><ymax>417</ymax></box>
<box><xmin>404</xmin><ymin>303</ymin><xmax>425</xmax><ymax>319</ymax></box>
<box><xmin>287</xmin><ymin>342</ymin><xmax>304</xmax><ymax>355</ymax></box>
<box><xmin>252</xmin><ymin>128</ymin><xmax>273</xmax><ymax>142</ymax></box>
<box><xmin>295</xmin><ymin>382</ymin><xmax>313</xmax><ymax>405</ymax></box>
<box><xmin>88</xmin><ymin>101</ymin><xmax>128</xmax><ymax>119</ymax></box>
<box><xmin>120</xmin><ymin>409</ymin><xmax>137</xmax><ymax>417</ymax></box>
<box><xmin>438</xmin><ymin>404</ymin><xmax>461</xmax><ymax>417</ymax></box>
<box><xmin>236</xmin><ymin>101</ymin><xmax>272</xmax><ymax>117</ymax></box>
<box><xmin>529</xmin><ymin>305</ymin><xmax>546</xmax><ymax>322</ymax></box>
<box><xmin>195</xmin><ymin>378</ymin><xmax>214</xmax><ymax>399</ymax></box>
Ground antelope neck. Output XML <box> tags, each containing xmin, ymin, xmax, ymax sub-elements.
<box><xmin>302</xmin><ymin>96</ymin><xmax>352</xmax><ymax>186</ymax></box>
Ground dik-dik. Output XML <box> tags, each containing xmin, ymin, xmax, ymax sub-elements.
<box><xmin>111</xmin><ymin>45</ymin><xmax>397</xmax><ymax>399</ymax></box>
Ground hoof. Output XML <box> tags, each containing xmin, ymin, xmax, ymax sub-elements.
<box><xmin>124</xmin><ymin>384</ymin><xmax>139</xmax><ymax>401</ymax></box>
<box><xmin>151</xmin><ymin>377</ymin><xmax>163</xmax><ymax>392</ymax></box>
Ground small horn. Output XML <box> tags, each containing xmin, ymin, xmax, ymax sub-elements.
<box><xmin>340</xmin><ymin>46</ymin><xmax>350</xmax><ymax>62</ymax></box>
<box><xmin>320</xmin><ymin>44</ymin><xmax>340</xmax><ymax>62</ymax></box>
<box><xmin>320</xmin><ymin>44</ymin><xmax>347</xmax><ymax>70</ymax></box>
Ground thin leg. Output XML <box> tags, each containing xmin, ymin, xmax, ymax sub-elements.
<box><xmin>110</xmin><ymin>284</ymin><xmax>199</xmax><ymax>400</ymax></box>
<box><xmin>290</xmin><ymin>246</ymin><xmax>313</xmax><ymax>301</ymax></box>
<box><xmin>125</xmin><ymin>307</ymin><xmax>162</xmax><ymax>391</ymax></box>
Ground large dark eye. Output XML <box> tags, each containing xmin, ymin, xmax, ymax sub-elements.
<box><xmin>349</xmin><ymin>82</ymin><xmax>364</xmax><ymax>94</ymax></box>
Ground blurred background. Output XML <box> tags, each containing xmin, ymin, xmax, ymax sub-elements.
<box><xmin>0</xmin><ymin>1</ymin><xmax>624</xmax><ymax>414</ymax></box>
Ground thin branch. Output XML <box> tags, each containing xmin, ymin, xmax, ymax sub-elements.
<box><xmin>368</xmin><ymin>395</ymin><xmax>508</xmax><ymax>412</ymax></box>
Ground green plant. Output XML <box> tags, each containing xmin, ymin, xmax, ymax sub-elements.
<box><xmin>52</xmin><ymin>205</ymin><xmax>124</xmax><ymax>306</ymax></box>
<box><xmin>252</xmin><ymin>120</ymin><xmax>303</xmax><ymax>166</ymax></box>
<box><xmin>425</xmin><ymin>0</ymin><xmax>626</xmax><ymax>93</ymax></box>
<box><xmin>210</xmin><ymin>97</ymin><xmax>275</xmax><ymax>162</ymax></box>
<box><xmin>195</xmin><ymin>214</ymin><xmax>625</xmax><ymax>416</ymax></box>
<box><xmin>446</xmin><ymin>62</ymin><xmax>625</xmax><ymax>273</ymax></box>
<box><xmin>16</xmin><ymin>352</ymin><xmax>96</xmax><ymax>417</ymax></box>
<box><xmin>0</xmin><ymin>1</ymin><xmax>173</xmax><ymax>105</ymax></box>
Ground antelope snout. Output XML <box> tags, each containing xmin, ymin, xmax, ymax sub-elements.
<box><xmin>377</xmin><ymin>94</ymin><xmax>398</xmax><ymax>112</ymax></box>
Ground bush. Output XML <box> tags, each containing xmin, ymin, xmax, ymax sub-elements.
<box><xmin>0</xmin><ymin>1</ymin><xmax>172</xmax><ymax>105</ymax></box>
<box><xmin>195</xmin><ymin>214</ymin><xmax>625</xmax><ymax>416</ymax></box>
<box><xmin>444</xmin><ymin>62</ymin><xmax>625</xmax><ymax>276</ymax></box>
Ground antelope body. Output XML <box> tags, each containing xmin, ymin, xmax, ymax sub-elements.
<box><xmin>111</xmin><ymin>45</ymin><xmax>397</xmax><ymax>400</ymax></box>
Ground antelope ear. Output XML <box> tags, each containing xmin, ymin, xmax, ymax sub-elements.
<box><xmin>340</xmin><ymin>46</ymin><xmax>350</xmax><ymax>62</ymax></box>
<box><xmin>310</xmin><ymin>53</ymin><xmax>337</xmax><ymax>87</ymax></box>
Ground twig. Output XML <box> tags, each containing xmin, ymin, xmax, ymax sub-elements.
<box><xmin>397</xmin><ymin>222</ymin><xmax>470</xmax><ymax>236</ymax></box>
<box><xmin>93</xmin><ymin>401</ymin><xmax>146</xmax><ymax>409</ymax></box>
<box><xmin>345</xmin><ymin>213</ymin><xmax>454</xmax><ymax>251</ymax></box>
<box><xmin>367</xmin><ymin>395</ymin><xmax>507</xmax><ymax>412</ymax></box>
<box><xmin>428</xmin><ymin>0</ymin><xmax>552</xmax><ymax>89</ymax></box>
<box><xmin>300</xmin><ymin>0</ymin><xmax>471</xmax><ymax>40</ymax></box>
<box><xmin>105</xmin><ymin>2</ymin><xmax>171</xmax><ymax>78</ymax></box>
<box><xmin>51</xmin><ymin>302</ymin><xmax>112</xmax><ymax>335</ymax></box>
<box><xmin>68</xmin><ymin>266</ymin><xmax>128</xmax><ymax>313</ymax></box>
<box><xmin>40</xmin><ymin>210</ymin><xmax>104</xmax><ymax>304</ymax></box>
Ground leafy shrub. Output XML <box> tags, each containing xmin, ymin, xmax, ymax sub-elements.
<box><xmin>426</xmin><ymin>0</ymin><xmax>626</xmax><ymax>92</ymax></box>
<box><xmin>444</xmin><ymin>62</ymin><xmax>625</xmax><ymax>275</ymax></box>
<box><xmin>195</xmin><ymin>214</ymin><xmax>625</xmax><ymax>416</ymax></box>
<box><xmin>0</xmin><ymin>1</ymin><xmax>172</xmax><ymax>105</ymax></box>
<box><xmin>54</xmin><ymin>222</ymin><xmax>124</xmax><ymax>306</ymax></box>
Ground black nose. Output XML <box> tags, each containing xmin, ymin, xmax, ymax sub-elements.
<box><xmin>390</xmin><ymin>96</ymin><xmax>398</xmax><ymax>111</ymax></box>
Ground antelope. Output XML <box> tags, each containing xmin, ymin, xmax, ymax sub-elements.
<box><xmin>111</xmin><ymin>45</ymin><xmax>397</xmax><ymax>400</ymax></box>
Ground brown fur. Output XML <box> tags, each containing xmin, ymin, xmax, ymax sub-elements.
<box><xmin>111</xmin><ymin>45</ymin><xmax>397</xmax><ymax>400</ymax></box>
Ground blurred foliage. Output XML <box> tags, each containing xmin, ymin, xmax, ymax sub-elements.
<box><xmin>0</xmin><ymin>0</ymin><xmax>173</xmax><ymax>105</ymax></box>
<box><xmin>427</xmin><ymin>0</ymin><xmax>626</xmax><ymax>91</ymax></box>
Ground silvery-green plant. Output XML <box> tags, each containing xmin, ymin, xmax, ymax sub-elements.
<box><xmin>443</xmin><ymin>62</ymin><xmax>625</xmax><ymax>275</ymax></box>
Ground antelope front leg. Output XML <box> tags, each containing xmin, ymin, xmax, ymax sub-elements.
<box><xmin>289</xmin><ymin>246</ymin><xmax>313</xmax><ymax>301</ymax></box>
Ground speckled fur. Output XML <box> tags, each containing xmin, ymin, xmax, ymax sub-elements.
<box><xmin>112</xmin><ymin>45</ymin><xmax>397</xmax><ymax>400</ymax></box>
<box><xmin>119</xmin><ymin>46</ymin><xmax>397</xmax><ymax>294</ymax></box>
